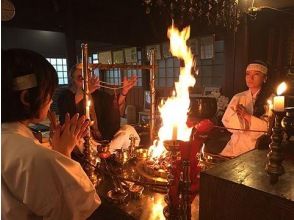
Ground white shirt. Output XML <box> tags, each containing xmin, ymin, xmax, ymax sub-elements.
<box><xmin>1</xmin><ymin>122</ymin><xmax>101</xmax><ymax>220</ymax></box>
<box><xmin>221</xmin><ymin>90</ymin><xmax>269</xmax><ymax>157</ymax></box>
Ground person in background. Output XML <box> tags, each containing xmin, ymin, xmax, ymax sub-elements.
<box><xmin>1</xmin><ymin>49</ymin><xmax>100</xmax><ymax>220</ymax></box>
<box><xmin>57</xmin><ymin>64</ymin><xmax>140</xmax><ymax>154</ymax></box>
<box><xmin>220</xmin><ymin>61</ymin><xmax>274</xmax><ymax>157</ymax></box>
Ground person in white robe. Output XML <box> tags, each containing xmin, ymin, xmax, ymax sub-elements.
<box><xmin>220</xmin><ymin>61</ymin><xmax>273</xmax><ymax>157</ymax></box>
<box><xmin>1</xmin><ymin>49</ymin><xmax>101</xmax><ymax>220</ymax></box>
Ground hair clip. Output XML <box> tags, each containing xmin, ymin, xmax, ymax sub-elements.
<box><xmin>13</xmin><ymin>74</ymin><xmax>37</xmax><ymax>91</ymax></box>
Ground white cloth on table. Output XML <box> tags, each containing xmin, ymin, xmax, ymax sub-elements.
<box><xmin>1</xmin><ymin>122</ymin><xmax>100</xmax><ymax>220</ymax></box>
<box><xmin>220</xmin><ymin>90</ymin><xmax>269</xmax><ymax>157</ymax></box>
<box><xmin>75</xmin><ymin>125</ymin><xmax>140</xmax><ymax>154</ymax></box>
<box><xmin>108</xmin><ymin>124</ymin><xmax>140</xmax><ymax>153</ymax></box>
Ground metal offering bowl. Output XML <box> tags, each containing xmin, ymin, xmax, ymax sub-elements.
<box><xmin>135</xmin><ymin>147</ymin><xmax>149</xmax><ymax>160</ymax></box>
<box><xmin>163</xmin><ymin>140</ymin><xmax>183</xmax><ymax>152</ymax></box>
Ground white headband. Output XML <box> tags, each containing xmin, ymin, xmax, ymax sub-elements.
<box><xmin>246</xmin><ymin>63</ymin><xmax>268</xmax><ymax>75</ymax></box>
<box><xmin>13</xmin><ymin>74</ymin><xmax>37</xmax><ymax>91</ymax></box>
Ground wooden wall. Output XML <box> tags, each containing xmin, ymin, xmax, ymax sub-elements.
<box><xmin>222</xmin><ymin>9</ymin><xmax>294</xmax><ymax>98</ymax></box>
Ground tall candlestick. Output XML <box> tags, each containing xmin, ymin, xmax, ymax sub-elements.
<box><xmin>81</xmin><ymin>43</ymin><xmax>97</xmax><ymax>187</ymax></box>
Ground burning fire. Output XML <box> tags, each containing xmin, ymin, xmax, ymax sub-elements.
<box><xmin>148</xmin><ymin>24</ymin><xmax>196</xmax><ymax>159</ymax></box>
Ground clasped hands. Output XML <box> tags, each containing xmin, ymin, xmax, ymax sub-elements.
<box><xmin>235</xmin><ymin>104</ymin><xmax>251</xmax><ymax>122</ymax></box>
<box><xmin>50</xmin><ymin>113</ymin><xmax>89</xmax><ymax>157</ymax></box>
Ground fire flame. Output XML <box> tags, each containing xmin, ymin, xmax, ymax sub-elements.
<box><xmin>148</xmin><ymin>24</ymin><xmax>196</xmax><ymax>159</ymax></box>
<box><xmin>276</xmin><ymin>82</ymin><xmax>287</xmax><ymax>95</ymax></box>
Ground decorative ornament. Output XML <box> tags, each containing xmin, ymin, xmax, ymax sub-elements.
<box><xmin>1</xmin><ymin>0</ymin><xmax>15</xmax><ymax>21</ymax></box>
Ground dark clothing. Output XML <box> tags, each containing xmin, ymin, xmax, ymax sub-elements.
<box><xmin>57</xmin><ymin>89</ymin><xmax>120</xmax><ymax>140</ymax></box>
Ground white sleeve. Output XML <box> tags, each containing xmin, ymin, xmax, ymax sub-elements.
<box><xmin>18</xmin><ymin>150</ymin><xmax>100</xmax><ymax>220</ymax></box>
<box><xmin>250</xmin><ymin>116</ymin><xmax>268</xmax><ymax>131</ymax></box>
<box><xmin>43</xmin><ymin>154</ymin><xmax>101</xmax><ymax>220</ymax></box>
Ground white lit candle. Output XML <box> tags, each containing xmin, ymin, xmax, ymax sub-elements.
<box><xmin>86</xmin><ymin>100</ymin><xmax>91</xmax><ymax>119</ymax></box>
<box><xmin>172</xmin><ymin>125</ymin><xmax>178</xmax><ymax>140</ymax></box>
<box><xmin>273</xmin><ymin>82</ymin><xmax>287</xmax><ymax>112</ymax></box>
<box><xmin>273</xmin><ymin>96</ymin><xmax>284</xmax><ymax>112</ymax></box>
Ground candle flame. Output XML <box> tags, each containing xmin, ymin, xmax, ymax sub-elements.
<box><xmin>148</xmin><ymin>24</ymin><xmax>196</xmax><ymax>159</ymax></box>
<box><xmin>277</xmin><ymin>82</ymin><xmax>287</xmax><ymax>95</ymax></box>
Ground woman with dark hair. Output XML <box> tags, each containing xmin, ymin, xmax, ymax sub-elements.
<box><xmin>220</xmin><ymin>61</ymin><xmax>274</xmax><ymax>157</ymax></box>
<box><xmin>1</xmin><ymin>49</ymin><xmax>101</xmax><ymax>219</ymax></box>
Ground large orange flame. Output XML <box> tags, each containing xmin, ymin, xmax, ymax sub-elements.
<box><xmin>149</xmin><ymin>24</ymin><xmax>196</xmax><ymax>159</ymax></box>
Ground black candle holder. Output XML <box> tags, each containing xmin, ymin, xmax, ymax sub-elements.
<box><xmin>265</xmin><ymin>111</ymin><xmax>285</xmax><ymax>184</ymax></box>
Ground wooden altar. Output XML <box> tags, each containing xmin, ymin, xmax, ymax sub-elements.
<box><xmin>199</xmin><ymin>149</ymin><xmax>294</xmax><ymax>220</ymax></box>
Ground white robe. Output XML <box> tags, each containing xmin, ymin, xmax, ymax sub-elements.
<box><xmin>220</xmin><ymin>90</ymin><xmax>269</xmax><ymax>157</ymax></box>
<box><xmin>1</xmin><ymin>122</ymin><xmax>101</xmax><ymax>220</ymax></box>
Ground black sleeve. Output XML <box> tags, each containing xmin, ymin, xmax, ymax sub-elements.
<box><xmin>93</xmin><ymin>91</ymin><xmax>121</xmax><ymax>140</ymax></box>
<box><xmin>57</xmin><ymin>89</ymin><xmax>77</xmax><ymax>125</ymax></box>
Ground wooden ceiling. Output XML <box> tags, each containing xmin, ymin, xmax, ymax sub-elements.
<box><xmin>2</xmin><ymin>0</ymin><xmax>294</xmax><ymax>46</ymax></box>
<box><xmin>2</xmin><ymin>0</ymin><xmax>170</xmax><ymax>46</ymax></box>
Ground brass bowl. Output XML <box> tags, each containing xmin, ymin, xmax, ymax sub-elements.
<box><xmin>135</xmin><ymin>147</ymin><xmax>149</xmax><ymax>160</ymax></box>
<box><xmin>163</xmin><ymin>140</ymin><xmax>183</xmax><ymax>152</ymax></box>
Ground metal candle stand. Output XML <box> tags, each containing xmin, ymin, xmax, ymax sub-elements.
<box><xmin>81</xmin><ymin>43</ymin><xmax>98</xmax><ymax>187</ymax></box>
<box><xmin>163</xmin><ymin>140</ymin><xmax>191</xmax><ymax>220</ymax></box>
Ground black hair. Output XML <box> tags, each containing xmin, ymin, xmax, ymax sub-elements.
<box><xmin>249</xmin><ymin>60</ymin><xmax>273</xmax><ymax>117</ymax></box>
<box><xmin>1</xmin><ymin>49</ymin><xmax>58</xmax><ymax>122</ymax></box>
